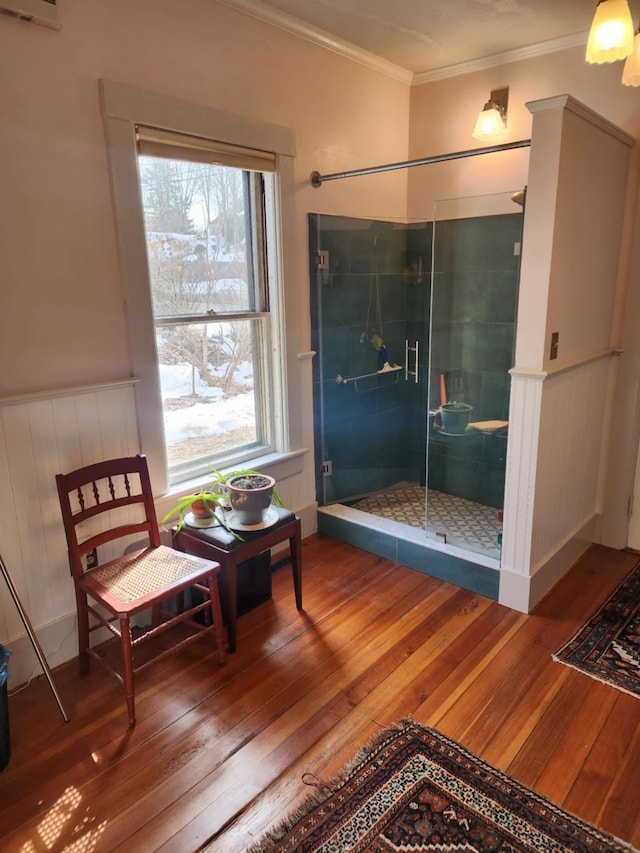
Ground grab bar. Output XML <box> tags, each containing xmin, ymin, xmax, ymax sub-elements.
<box><xmin>336</xmin><ymin>364</ymin><xmax>403</xmax><ymax>393</ymax></box>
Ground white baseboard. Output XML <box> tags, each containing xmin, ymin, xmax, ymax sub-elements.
<box><xmin>5</xmin><ymin>610</ymin><xmax>78</xmax><ymax>693</ymax></box>
<box><xmin>295</xmin><ymin>501</ymin><xmax>318</xmax><ymax>539</ymax></box>
<box><xmin>498</xmin><ymin>570</ymin><xmax>531</xmax><ymax>613</ymax></box>
<box><xmin>499</xmin><ymin>514</ymin><xmax>597</xmax><ymax>612</ymax></box>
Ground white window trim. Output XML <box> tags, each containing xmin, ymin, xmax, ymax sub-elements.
<box><xmin>100</xmin><ymin>79</ymin><xmax>296</xmax><ymax>495</ymax></box>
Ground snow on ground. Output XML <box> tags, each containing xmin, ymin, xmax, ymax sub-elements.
<box><xmin>159</xmin><ymin>363</ymin><xmax>254</xmax><ymax>444</ymax></box>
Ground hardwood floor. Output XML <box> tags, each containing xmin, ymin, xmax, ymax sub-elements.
<box><xmin>0</xmin><ymin>535</ymin><xmax>639</xmax><ymax>852</ymax></box>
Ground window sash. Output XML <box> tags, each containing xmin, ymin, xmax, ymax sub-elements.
<box><xmin>141</xmin><ymin>161</ymin><xmax>269</xmax><ymax>321</ymax></box>
<box><xmin>158</xmin><ymin>315</ymin><xmax>270</xmax><ymax>479</ymax></box>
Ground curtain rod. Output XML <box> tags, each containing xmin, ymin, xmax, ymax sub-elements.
<box><xmin>310</xmin><ymin>138</ymin><xmax>531</xmax><ymax>188</ymax></box>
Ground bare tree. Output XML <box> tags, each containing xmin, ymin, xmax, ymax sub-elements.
<box><xmin>142</xmin><ymin>156</ymin><xmax>253</xmax><ymax>396</ymax></box>
<box><xmin>140</xmin><ymin>158</ymin><xmax>199</xmax><ymax>234</ymax></box>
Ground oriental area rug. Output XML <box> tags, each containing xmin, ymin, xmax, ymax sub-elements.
<box><xmin>553</xmin><ymin>559</ymin><xmax>640</xmax><ymax>698</ymax></box>
<box><xmin>247</xmin><ymin>719</ymin><xmax>635</xmax><ymax>853</ymax></box>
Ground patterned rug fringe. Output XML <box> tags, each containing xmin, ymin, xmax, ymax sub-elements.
<box><xmin>553</xmin><ymin>559</ymin><xmax>640</xmax><ymax>698</ymax></box>
<box><xmin>246</xmin><ymin>718</ymin><xmax>414</xmax><ymax>853</ymax></box>
<box><xmin>245</xmin><ymin>717</ymin><xmax>638</xmax><ymax>853</ymax></box>
<box><xmin>551</xmin><ymin>653</ymin><xmax>640</xmax><ymax>699</ymax></box>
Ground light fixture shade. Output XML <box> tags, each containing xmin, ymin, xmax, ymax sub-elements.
<box><xmin>586</xmin><ymin>0</ymin><xmax>634</xmax><ymax>63</ymax></box>
<box><xmin>472</xmin><ymin>103</ymin><xmax>506</xmax><ymax>141</ymax></box>
<box><xmin>622</xmin><ymin>30</ymin><xmax>640</xmax><ymax>84</ymax></box>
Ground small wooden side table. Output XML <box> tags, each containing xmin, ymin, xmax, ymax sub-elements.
<box><xmin>172</xmin><ymin>506</ymin><xmax>302</xmax><ymax>653</ymax></box>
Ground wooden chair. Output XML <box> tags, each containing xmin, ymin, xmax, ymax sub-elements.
<box><xmin>441</xmin><ymin>369</ymin><xmax>468</xmax><ymax>405</ymax></box>
<box><xmin>56</xmin><ymin>454</ymin><xmax>226</xmax><ymax>727</ymax></box>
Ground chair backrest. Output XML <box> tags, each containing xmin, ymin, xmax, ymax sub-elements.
<box><xmin>56</xmin><ymin>454</ymin><xmax>161</xmax><ymax>580</ymax></box>
<box><xmin>442</xmin><ymin>369</ymin><xmax>468</xmax><ymax>404</ymax></box>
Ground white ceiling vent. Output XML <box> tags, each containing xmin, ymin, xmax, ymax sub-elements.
<box><xmin>0</xmin><ymin>0</ymin><xmax>61</xmax><ymax>29</ymax></box>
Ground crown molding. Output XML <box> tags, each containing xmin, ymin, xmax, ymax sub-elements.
<box><xmin>217</xmin><ymin>1</ymin><xmax>588</xmax><ymax>87</ymax></box>
<box><xmin>216</xmin><ymin>0</ymin><xmax>413</xmax><ymax>84</ymax></box>
<box><xmin>413</xmin><ymin>32</ymin><xmax>587</xmax><ymax>84</ymax></box>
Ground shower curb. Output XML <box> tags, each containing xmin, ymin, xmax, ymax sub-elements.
<box><xmin>318</xmin><ymin>506</ymin><xmax>500</xmax><ymax>601</ymax></box>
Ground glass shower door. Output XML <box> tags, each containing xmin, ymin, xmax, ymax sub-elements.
<box><xmin>310</xmin><ymin>213</ymin><xmax>431</xmax><ymax>508</ymax></box>
<box><xmin>426</xmin><ymin>191</ymin><xmax>524</xmax><ymax>559</ymax></box>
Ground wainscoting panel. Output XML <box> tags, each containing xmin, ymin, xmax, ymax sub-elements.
<box><xmin>501</xmin><ymin>354</ymin><xmax>613</xmax><ymax>610</ymax></box>
<box><xmin>0</xmin><ymin>381</ymin><xmax>140</xmax><ymax>684</ymax></box>
<box><xmin>531</xmin><ymin>356</ymin><xmax>611</xmax><ymax>570</ymax></box>
<box><xmin>501</xmin><ymin>369</ymin><xmax>544</xmax><ymax>579</ymax></box>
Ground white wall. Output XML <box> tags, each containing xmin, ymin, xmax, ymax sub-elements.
<box><xmin>515</xmin><ymin>100</ymin><xmax>633</xmax><ymax>609</ymax></box>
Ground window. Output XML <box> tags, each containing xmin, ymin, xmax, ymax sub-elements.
<box><xmin>100</xmin><ymin>81</ymin><xmax>296</xmax><ymax>492</ymax></box>
<box><xmin>136</xmin><ymin>128</ymin><xmax>275</xmax><ymax>481</ymax></box>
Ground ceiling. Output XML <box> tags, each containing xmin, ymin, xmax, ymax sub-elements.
<box><xmin>218</xmin><ymin>0</ymin><xmax>615</xmax><ymax>80</ymax></box>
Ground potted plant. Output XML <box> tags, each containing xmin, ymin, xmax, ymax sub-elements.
<box><xmin>224</xmin><ymin>471</ymin><xmax>282</xmax><ymax>525</ymax></box>
<box><xmin>440</xmin><ymin>401</ymin><xmax>473</xmax><ymax>435</ymax></box>
<box><xmin>161</xmin><ymin>467</ymin><xmax>282</xmax><ymax>532</ymax></box>
<box><xmin>160</xmin><ymin>486</ymin><xmax>230</xmax><ymax>533</ymax></box>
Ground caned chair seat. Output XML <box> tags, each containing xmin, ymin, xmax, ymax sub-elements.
<box><xmin>56</xmin><ymin>454</ymin><xmax>226</xmax><ymax>727</ymax></box>
<box><xmin>85</xmin><ymin>546</ymin><xmax>215</xmax><ymax>605</ymax></box>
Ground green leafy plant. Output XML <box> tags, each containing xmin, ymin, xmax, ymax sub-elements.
<box><xmin>161</xmin><ymin>467</ymin><xmax>282</xmax><ymax>534</ymax></box>
<box><xmin>209</xmin><ymin>467</ymin><xmax>283</xmax><ymax>506</ymax></box>
<box><xmin>161</xmin><ymin>487</ymin><xmax>230</xmax><ymax>533</ymax></box>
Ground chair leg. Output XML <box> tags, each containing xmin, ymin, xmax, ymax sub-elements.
<box><xmin>207</xmin><ymin>575</ymin><xmax>227</xmax><ymax>664</ymax></box>
<box><xmin>119</xmin><ymin>615</ymin><xmax>136</xmax><ymax>727</ymax></box>
<box><xmin>290</xmin><ymin>518</ymin><xmax>303</xmax><ymax>611</ymax></box>
<box><xmin>76</xmin><ymin>587</ymin><xmax>91</xmax><ymax>676</ymax></box>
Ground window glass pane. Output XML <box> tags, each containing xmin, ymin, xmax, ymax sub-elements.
<box><xmin>137</xmin><ymin>144</ymin><xmax>273</xmax><ymax>481</ymax></box>
<box><xmin>158</xmin><ymin>319</ymin><xmax>264</xmax><ymax>469</ymax></box>
<box><xmin>140</xmin><ymin>156</ymin><xmax>253</xmax><ymax>316</ymax></box>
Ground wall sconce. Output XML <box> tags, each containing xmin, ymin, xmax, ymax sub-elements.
<box><xmin>622</xmin><ymin>24</ymin><xmax>640</xmax><ymax>84</ymax></box>
<box><xmin>472</xmin><ymin>88</ymin><xmax>508</xmax><ymax>141</ymax></box>
<box><xmin>586</xmin><ymin>0</ymin><xmax>634</xmax><ymax>63</ymax></box>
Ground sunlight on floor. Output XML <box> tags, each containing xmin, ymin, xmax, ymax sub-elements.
<box><xmin>19</xmin><ymin>786</ymin><xmax>107</xmax><ymax>853</ymax></box>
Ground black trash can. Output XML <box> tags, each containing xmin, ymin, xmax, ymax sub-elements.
<box><xmin>0</xmin><ymin>645</ymin><xmax>10</xmax><ymax>771</ymax></box>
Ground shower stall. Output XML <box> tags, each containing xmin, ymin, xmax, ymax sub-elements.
<box><xmin>310</xmin><ymin>190</ymin><xmax>524</xmax><ymax>584</ymax></box>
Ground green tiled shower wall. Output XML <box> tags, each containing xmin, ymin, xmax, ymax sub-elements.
<box><xmin>309</xmin><ymin>215</ymin><xmax>431</xmax><ymax>504</ymax></box>
<box><xmin>428</xmin><ymin>213</ymin><xmax>522</xmax><ymax>509</ymax></box>
<box><xmin>309</xmin><ymin>211</ymin><xmax>521</xmax><ymax>511</ymax></box>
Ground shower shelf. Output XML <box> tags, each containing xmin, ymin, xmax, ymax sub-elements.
<box><xmin>336</xmin><ymin>365</ymin><xmax>403</xmax><ymax>393</ymax></box>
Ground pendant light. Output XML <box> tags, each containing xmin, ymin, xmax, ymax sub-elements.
<box><xmin>586</xmin><ymin>0</ymin><xmax>634</xmax><ymax>63</ymax></box>
<box><xmin>622</xmin><ymin>24</ymin><xmax>640</xmax><ymax>84</ymax></box>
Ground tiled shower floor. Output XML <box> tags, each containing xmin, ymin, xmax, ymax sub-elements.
<box><xmin>350</xmin><ymin>483</ymin><xmax>502</xmax><ymax>552</ymax></box>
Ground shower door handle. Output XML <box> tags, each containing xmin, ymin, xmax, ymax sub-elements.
<box><xmin>405</xmin><ymin>340</ymin><xmax>419</xmax><ymax>383</ymax></box>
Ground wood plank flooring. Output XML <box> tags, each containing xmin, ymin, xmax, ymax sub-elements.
<box><xmin>0</xmin><ymin>535</ymin><xmax>638</xmax><ymax>852</ymax></box>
